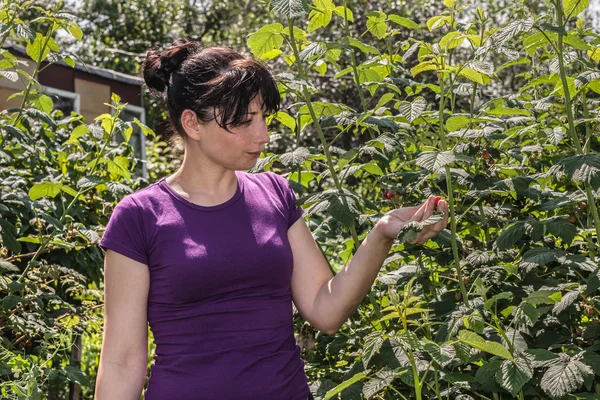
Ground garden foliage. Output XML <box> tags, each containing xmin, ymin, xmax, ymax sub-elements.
<box><xmin>1</xmin><ymin>0</ymin><xmax>600</xmax><ymax>399</ymax></box>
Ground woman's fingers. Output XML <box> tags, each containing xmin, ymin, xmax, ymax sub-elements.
<box><xmin>409</xmin><ymin>200</ymin><xmax>449</xmax><ymax>244</ymax></box>
<box><xmin>409</xmin><ymin>195</ymin><xmax>435</xmax><ymax>223</ymax></box>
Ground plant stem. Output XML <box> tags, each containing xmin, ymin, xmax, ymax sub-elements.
<box><xmin>478</xmin><ymin>203</ymin><xmax>491</xmax><ymax>250</ymax></box>
<box><xmin>554</xmin><ymin>0</ymin><xmax>600</xmax><ymax>255</ymax></box>
<box><xmin>287</xmin><ymin>19</ymin><xmax>361</xmax><ymax>250</ymax></box>
<box><xmin>438</xmin><ymin>75</ymin><xmax>469</xmax><ymax>306</ymax></box>
<box><xmin>13</xmin><ymin>25</ymin><xmax>53</xmax><ymax>127</ymax></box>
<box><xmin>342</xmin><ymin>0</ymin><xmax>375</xmax><ymax>140</ymax></box>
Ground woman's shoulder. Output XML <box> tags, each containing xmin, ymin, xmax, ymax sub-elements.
<box><xmin>111</xmin><ymin>179</ymin><xmax>167</xmax><ymax>216</ymax></box>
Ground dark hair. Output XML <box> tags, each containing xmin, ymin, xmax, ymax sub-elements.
<box><xmin>141</xmin><ymin>40</ymin><xmax>280</xmax><ymax>141</ymax></box>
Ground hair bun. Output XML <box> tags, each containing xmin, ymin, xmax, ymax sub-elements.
<box><xmin>142</xmin><ymin>40</ymin><xmax>201</xmax><ymax>95</ymax></box>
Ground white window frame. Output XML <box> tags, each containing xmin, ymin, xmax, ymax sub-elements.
<box><xmin>41</xmin><ymin>86</ymin><xmax>80</xmax><ymax>114</ymax></box>
<box><xmin>113</xmin><ymin>103</ymin><xmax>148</xmax><ymax>179</ymax></box>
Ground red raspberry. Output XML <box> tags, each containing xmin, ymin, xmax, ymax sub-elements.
<box><xmin>434</xmin><ymin>196</ymin><xmax>442</xmax><ymax>208</ymax></box>
<box><xmin>384</xmin><ymin>190</ymin><xmax>395</xmax><ymax>199</ymax></box>
<box><xmin>481</xmin><ymin>151</ymin><xmax>491</xmax><ymax>160</ymax></box>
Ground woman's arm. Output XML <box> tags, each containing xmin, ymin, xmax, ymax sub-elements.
<box><xmin>290</xmin><ymin>195</ymin><xmax>448</xmax><ymax>335</ymax></box>
<box><xmin>95</xmin><ymin>250</ymin><xmax>150</xmax><ymax>400</ymax></box>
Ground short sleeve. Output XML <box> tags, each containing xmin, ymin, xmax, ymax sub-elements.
<box><xmin>279</xmin><ymin>175</ymin><xmax>305</xmax><ymax>228</ymax></box>
<box><xmin>98</xmin><ymin>195</ymin><xmax>149</xmax><ymax>265</ymax></box>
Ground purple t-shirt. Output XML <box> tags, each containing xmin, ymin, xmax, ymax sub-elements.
<box><xmin>98</xmin><ymin>170</ymin><xmax>309</xmax><ymax>400</ymax></box>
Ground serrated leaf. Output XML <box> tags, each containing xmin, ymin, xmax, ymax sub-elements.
<box><xmin>308</xmin><ymin>0</ymin><xmax>334</xmax><ymax>32</ymax></box>
<box><xmin>547</xmin><ymin>153</ymin><xmax>600</xmax><ymax>189</ymax></box>
<box><xmin>398</xmin><ymin>97</ymin><xmax>427</xmax><ymax>122</ymax></box>
<box><xmin>458</xmin><ymin>330</ymin><xmax>514</xmax><ymax>361</ymax></box>
<box><xmin>496</xmin><ymin>356</ymin><xmax>533</xmax><ymax>395</ymax></box>
<box><xmin>493</xmin><ymin>18</ymin><xmax>534</xmax><ymax>48</ymax></box>
<box><xmin>324</xmin><ymin>372</ymin><xmax>367</xmax><ymax>400</ymax></box>
<box><xmin>388</xmin><ymin>14</ymin><xmax>420</xmax><ymax>30</ymax></box>
<box><xmin>541</xmin><ymin>354</ymin><xmax>593</xmax><ymax>398</ymax></box>
<box><xmin>362</xmin><ymin>331</ymin><xmax>386</xmax><ymax>368</ymax></box>
<box><xmin>423</xmin><ymin>339</ymin><xmax>455</xmax><ymax>367</ymax></box>
<box><xmin>247</xmin><ymin>24</ymin><xmax>285</xmax><ymax>58</ymax></box>
<box><xmin>547</xmin><ymin>218</ymin><xmax>577</xmax><ymax>245</ymax></box>
<box><xmin>524</xmin><ymin>290</ymin><xmax>560</xmax><ymax>306</ymax></box>
<box><xmin>553</xmin><ymin>290</ymin><xmax>580</xmax><ymax>314</ymax></box>
<box><xmin>366</xmin><ymin>12</ymin><xmax>388</xmax><ymax>39</ymax></box>
<box><xmin>416</xmin><ymin>151</ymin><xmax>474</xmax><ymax>173</ymax></box>
<box><xmin>0</xmin><ymin>259</ymin><xmax>19</xmax><ymax>273</ymax></box>
<box><xmin>29</xmin><ymin>182</ymin><xmax>62</xmax><ymax>200</ymax></box>
<box><xmin>269</xmin><ymin>0</ymin><xmax>310</xmax><ymax>18</ymax></box>
<box><xmin>494</xmin><ymin>222</ymin><xmax>525</xmax><ymax>251</ymax></box>
<box><xmin>563</xmin><ymin>0</ymin><xmax>589</xmax><ymax>18</ymax></box>
<box><xmin>280</xmin><ymin>147</ymin><xmax>310</xmax><ymax>167</ymax></box>
<box><xmin>546</xmin><ymin>126</ymin><xmax>566</xmax><ymax>145</ymax></box>
<box><xmin>362</xmin><ymin>368</ymin><xmax>395</xmax><ymax>398</ymax></box>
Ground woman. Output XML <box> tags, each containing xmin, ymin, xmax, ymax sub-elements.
<box><xmin>94</xmin><ymin>40</ymin><xmax>449</xmax><ymax>400</ymax></box>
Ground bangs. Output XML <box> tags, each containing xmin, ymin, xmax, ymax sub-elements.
<box><xmin>197</xmin><ymin>58</ymin><xmax>281</xmax><ymax>131</ymax></box>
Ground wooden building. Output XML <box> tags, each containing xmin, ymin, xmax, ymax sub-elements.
<box><xmin>1</xmin><ymin>44</ymin><xmax>147</xmax><ymax>178</ymax></box>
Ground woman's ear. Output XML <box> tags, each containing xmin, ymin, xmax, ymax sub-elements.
<box><xmin>180</xmin><ymin>109</ymin><xmax>202</xmax><ymax>140</ymax></box>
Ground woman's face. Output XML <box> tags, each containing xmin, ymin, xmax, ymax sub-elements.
<box><xmin>184</xmin><ymin>97</ymin><xmax>271</xmax><ymax>171</ymax></box>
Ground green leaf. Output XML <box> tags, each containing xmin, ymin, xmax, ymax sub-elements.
<box><xmin>273</xmin><ymin>111</ymin><xmax>296</xmax><ymax>130</ymax></box>
<box><xmin>445</xmin><ymin>115</ymin><xmax>471</xmax><ymax>131</ymax></box>
<box><xmin>416</xmin><ymin>150</ymin><xmax>474</xmax><ymax>173</ymax></box>
<box><xmin>247</xmin><ymin>24</ymin><xmax>285</xmax><ymax>58</ymax></box>
<box><xmin>0</xmin><ymin>70</ymin><xmax>18</xmax><ymax>82</ymax></box>
<box><xmin>67</xmin><ymin>21</ymin><xmax>83</xmax><ymax>40</ymax></box>
<box><xmin>32</xmin><ymin>94</ymin><xmax>53</xmax><ymax>113</ymax></box>
<box><xmin>546</xmin><ymin>126</ymin><xmax>566</xmax><ymax>145</ymax></box>
<box><xmin>0</xmin><ymin>220</ymin><xmax>21</xmax><ymax>254</ymax></box>
<box><xmin>333</xmin><ymin>5</ymin><xmax>353</xmax><ymax>21</ymax></box>
<box><xmin>410</xmin><ymin>61</ymin><xmax>437</xmax><ymax>77</ymax></box>
<box><xmin>541</xmin><ymin>354</ymin><xmax>593</xmax><ymax>398</ymax></box>
<box><xmin>396</xmin><ymin>213</ymin><xmax>445</xmax><ymax>244</ymax></box>
<box><xmin>553</xmin><ymin>290</ymin><xmax>581</xmax><ymax>314</ymax></box>
<box><xmin>288</xmin><ymin>170</ymin><xmax>315</xmax><ymax>189</ymax></box>
<box><xmin>324</xmin><ymin>372</ymin><xmax>368</xmax><ymax>400</ymax></box>
<box><xmin>26</xmin><ymin>33</ymin><xmax>58</xmax><ymax>62</ymax></box>
<box><xmin>444</xmin><ymin>0</ymin><xmax>456</xmax><ymax>7</ymax></box>
<box><xmin>0</xmin><ymin>259</ymin><xmax>19</xmax><ymax>273</ymax></box>
<box><xmin>575</xmin><ymin>71</ymin><xmax>600</xmax><ymax>89</ymax></box>
<box><xmin>29</xmin><ymin>182</ymin><xmax>62</xmax><ymax>200</ymax></box>
<box><xmin>366</xmin><ymin>11</ymin><xmax>388</xmax><ymax>39</ymax></box>
<box><xmin>347</xmin><ymin>38</ymin><xmax>380</xmax><ymax>55</ymax></box>
<box><xmin>362</xmin><ymin>368</ymin><xmax>395</xmax><ymax>398</ymax></box>
<box><xmin>492</xmin><ymin>18</ymin><xmax>534</xmax><ymax>48</ymax></box>
<box><xmin>524</xmin><ymin>290</ymin><xmax>560</xmax><ymax>306</ymax></box>
<box><xmin>563</xmin><ymin>0</ymin><xmax>589</xmax><ymax>18</ymax></box>
<box><xmin>64</xmin><ymin>365</ymin><xmax>89</xmax><ymax>386</ymax></box>
<box><xmin>440</xmin><ymin>31</ymin><xmax>466</xmax><ymax>50</ymax></box>
<box><xmin>362</xmin><ymin>330</ymin><xmax>386</xmax><ymax>367</ymax></box>
<box><xmin>76</xmin><ymin>176</ymin><xmax>104</xmax><ymax>190</ymax></box>
<box><xmin>423</xmin><ymin>339</ymin><xmax>455</xmax><ymax>367</ymax></box>
<box><xmin>398</xmin><ymin>97</ymin><xmax>427</xmax><ymax>123</ymax></box>
<box><xmin>68</xmin><ymin>124</ymin><xmax>90</xmax><ymax>143</ymax></box>
<box><xmin>280</xmin><ymin>147</ymin><xmax>310</xmax><ymax>167</ymax></box>
<box><xmin>496</xmin><ymin>356</ymin><xmax>534</xmax><ymax>395</ymax></box>
<box><xmin>458</xmin><ymin>330</ymin><xmax>514</xmax><ymax>361</ymax></box>
<box><xmin>484</xmin><ymin>292</ymin><xmax>513</xmax><ymax>311</ymax></box>
<box><xmin>307</xmin><ymin>0</ymin><xmax>334</xmax><ymax>33</ymax></box>
<box><xmin>547</xmin><ymin>218</ymin><xmax>577</xmax><ymax>245</ymax></box>
<box><xmin>547</xmin><ymin>153</ymin><xmax>600</xmax><ymax>189</ymax></box>
<box><xmin>522</xmin><ymin>248</ymin><xmax>564</xmax><ymax>267</ymax></box>
<box><xmin>269</xmin><ymin>0</ymin><xmax>310</xmax><ymax>18</ymax></box>
<box><xmin>388</xmin><ymin>14</ymin><xmax>419</xmax><ymax>30</ymax></box>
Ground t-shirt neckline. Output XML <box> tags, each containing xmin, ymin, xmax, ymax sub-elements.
<box><xmin>158</xmin><ymin>170</ymin><xmax>245</xmax><ymax>211</ymax></box>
